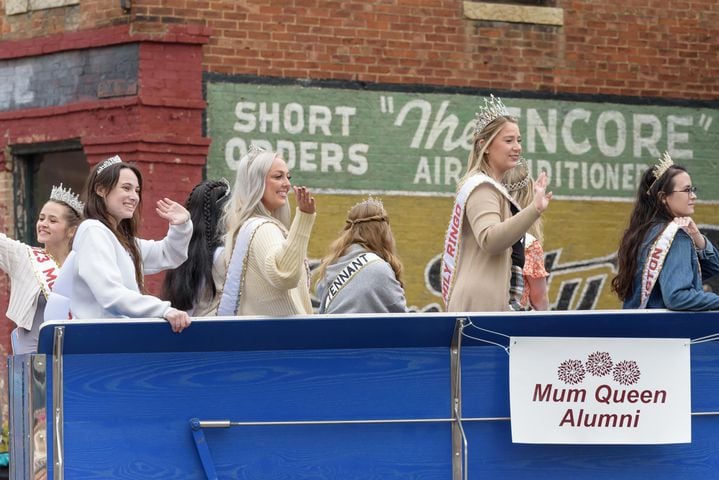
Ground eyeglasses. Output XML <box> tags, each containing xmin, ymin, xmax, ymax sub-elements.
<box><xmin>670</xmin><ymin>186</ymin><xmax>698</xmax><ymax>196</ymax></box>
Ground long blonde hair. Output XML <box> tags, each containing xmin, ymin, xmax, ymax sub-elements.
<box><xmin>315</xmin><ymin>198</ymin><xmax>404</xmax><ymax>288</ymax></box>
<box><xmin>222</xmin><ymin>149</ymin><xmax>291</xmax><ymax>265</ymax></box>
<box><xmin>458</xmin><ymin>115</ymin><xmax>518</xmax><ymax>190</ymax></box>
<box><xmin>503</xmin><ymin>161</ymin><xmax>543</xmax><ymax>243</ymax></box>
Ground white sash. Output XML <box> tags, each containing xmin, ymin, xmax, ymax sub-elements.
<box><xmin>27</xmin><ymin>246</ymin><xmax>60</xmax><ymax>299</ymax></box>
<box><xmin>639</xmin><ymin>222</ymin><xmax>680</xmax><ymax>308</ymax></box>
<box><xmin>44</xmin><ymin>251</ymin><xmax>76</xmax><ymax>321</ymax></box>
<box><xmin>441</xmin><ymin>174</ymin><xmax>519</xmax><ymax>307</ymax></box>
<box><xmin>320</xmin><ymin>252</ymin><xmax>382</xmax><ymax>313</ymax></box>
<box><xmin>217</xmin><ymin>217</ymin><xmax>271</xmax><ymax>316</ymax></box>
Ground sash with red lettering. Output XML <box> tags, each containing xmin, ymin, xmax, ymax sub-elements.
<box><xmin>27</xmin><ymin>246</ymin><xmax>60</xmax><ymax>300</ymax></box>
<box><xmin>441</xmin><ymin>174</ymin><xmax>519</xmax><ymax>307</ymax></box>
<box><xmin>639</xmin><ymin>221</ymin><xmax>680</xmax><ymax>308</ymax></box>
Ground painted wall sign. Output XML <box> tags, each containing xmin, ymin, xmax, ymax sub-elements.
<box><xmin>205</xmin><ymin>80</ymin><xmax>719</xmax><ymax>311</ymax></box>
<box><xmin>206</xmin><ymin>82</ymin><xmax>718</xmax><ymax>200</ymax></box>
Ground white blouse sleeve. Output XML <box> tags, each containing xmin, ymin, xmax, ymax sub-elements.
<box><xmin>138</xmin><ymin>219</ymin><xmax>193</xmax><ymax>275</ymax></box>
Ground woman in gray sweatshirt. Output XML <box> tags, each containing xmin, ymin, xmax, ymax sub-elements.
<box><xmin>315</xmin><ymin>197</ymin><xmax>407</xmax><ymax>314</ymax></box>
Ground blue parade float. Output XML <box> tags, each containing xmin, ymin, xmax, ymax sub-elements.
<box><xmin>8</xmin><ymin>310</ymin><xmax>719</xmax><ymax>479</ymax></box>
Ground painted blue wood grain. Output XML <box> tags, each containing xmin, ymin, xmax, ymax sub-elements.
<box><xmin>58</xmin><ymin>348</ymin><xmax>451</xmax><ymax>478</ymax></box>
<box><xmin>33</xmin><ymin>311</ymin><xmax>719</xmax><ymax>479</ymax></box>
<box><xmin>464</xmin><ymin>418</ymin><xmax>719</xmax><ymax>478</ymax></box>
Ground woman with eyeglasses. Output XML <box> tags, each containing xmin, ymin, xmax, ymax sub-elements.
<box><xmin>612</xmin><ymin>152</ymin><xmax>719</xmax><ymax>310</ymax></box>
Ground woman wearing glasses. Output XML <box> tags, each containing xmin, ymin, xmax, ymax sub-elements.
<box><xmin>612</xmin><ymin>152</ymin><xmax>719</xmax><ymax>310</ymax></box>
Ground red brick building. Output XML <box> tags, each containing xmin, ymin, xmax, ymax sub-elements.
<box><xmin>0</xmin><ymin>0</ymin><xmax>717</xmax><ymax>417</ymax></box>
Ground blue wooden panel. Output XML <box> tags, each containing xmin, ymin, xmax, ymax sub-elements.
<box><xmin>56</xmin><ymin>348</ymin><xmax>451</xmax><ymax>478</ymax></box>
<box><xmin>463</xmin><ymin>417</ymin><xmax>719</xmax><ymax>479</ymax></box>
<box><xmin>37</xmin><ymin>313</ymin><xmax>459</xmax><ymax>355</ymax></box>
<box><xmin>33</xmin><ymin>311</ymin><xmax>719</xmax><ymax>479</ymax></box>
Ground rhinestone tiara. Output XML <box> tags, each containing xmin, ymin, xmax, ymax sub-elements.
<box><xmin>349</xmin><ymin>195</ymin><xmax>384</xmax><ymax>213</ymax></box>
<box><xmin>503</xmin><ymin>159</ymin><xmax>531</xmax><ymax>193</ymax></box>
<box><xmin>50</xmin><ymin>183</ymin><xmax>84</xmax><ymax>215</ymax></box>
<box><xmin>474</xmin><ymin>94</ymin><xmax>510</xmax><ymax>136</ymax></box>
<box><xmin>97</xmin><ymin>155</ymin><xmax>123</xmax><ymax>174</ymax></box>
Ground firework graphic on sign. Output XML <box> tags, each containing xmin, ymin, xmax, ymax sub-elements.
<box><xmin>557</xmin><ymin>359</ymin><xmax>586</xmax><ymax>385</ymax></box>
<box><xmin>585</xmin><ymin>351</ymin><xmax>613</xmax><ymax>377</ymax></box>
<box><xmin>612</xmin><ymin>360</ymin><xmax>641</xmax><ymax>385</ymax></box>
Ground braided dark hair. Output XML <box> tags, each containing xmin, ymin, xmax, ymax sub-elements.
<box><xmin>161</xmin><ymin>179</ymin><xmax>230</xmax><ymax>311</ymax></box>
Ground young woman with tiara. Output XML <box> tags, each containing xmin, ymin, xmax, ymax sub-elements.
<box><xmin>217</xmin><ymin>146</ymin><xmax>316</xmax><ymax>316</ymax></box>
<box><xmin>315</xmin><ymin>197</ymin><xmax>407</xmax><ymax>314</ymax></box>
<box><xmin>503</xmin><ymin>162</ymin><xmax>550</xmax><ymax>310</ymax></box>
<box><xmin>1</xmin><ymin>184</ymin><xmax>83</xmax><ymax>353</ymax></box>
<box><xmin>56</xmin><ymin>155</ymin><xmax>193</xmax><ymax>332</ymax></box>
<box><xmin>613</xmin><ymin>152</ymin><xmax>719</xmax><ymax>309</ymax></box>
<box><xmin>441</xmin><ymin>94</ymin><xmax>552</xmax><ymax>312</ymax></box>
<box><xmin>162</xmin><ymin>178</ymin><xmax>230</xmax><ymax>316</ymax></box>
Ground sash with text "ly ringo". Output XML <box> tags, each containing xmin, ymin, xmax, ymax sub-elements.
<box><xmin>441</xmin><ymin>174</ymin><xmax>519</xmax><ymax>307</ymax></box>
<box><xmin>640</xmin><ymin>221</ymin><xmax>680</xmax><ymax>309</ymax></box>
<box><xmin>27</xmin><ymin>246</ymin><xmax>60</xmax><ymax>300</ymax></box>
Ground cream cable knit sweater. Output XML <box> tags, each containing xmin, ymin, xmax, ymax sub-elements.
<box><xmin>227</xmin><ymin>209</ymin><xmax>315</xmax><ymax>316</ymax></box>
<box><xmin>0</xmin><ymin>234</ymin><xmax>45</xmax><ymax>330</ymax></box>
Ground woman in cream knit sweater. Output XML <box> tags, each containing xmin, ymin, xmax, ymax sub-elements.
<box><xmin>217</xmin><ymin>146</ymin><xmax>316</xmax><ymax>316</ymax></box>
<box><xmin>1</xmin><ymin>185</ymin><xmax>83</xmax><ymax>353</ymax></box>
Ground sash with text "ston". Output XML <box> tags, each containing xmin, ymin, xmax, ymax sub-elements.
<box><xmin>441</xmin><ymin>174</ymin><xmax>519</xmax><ymax>307</ymax></box>
<box><xmin>27</xmin><ymin>246</ymin><xmax>60</xmax><ymax>300</ymax></box>
<box><xmin>320</xmin><ymin>252</ymin><xmax>382</xmax><ymax>313</ymax></box>
<box><xmin>639</xmin><ymin>221</ymin><xmax>680</xmax><ymax>309</ymax></box>
<box><xmin>217</xmin><ymin>217</ymin><xmax>272</xmax><ymax>316</ymax></box>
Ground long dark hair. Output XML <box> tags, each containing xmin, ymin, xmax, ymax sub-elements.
<box><xmin>611</xmin><ymin>164</ymin><xmax>688</xmax><ymax>300</ymax></box>
<box><xmin>83</xmin><ymin>160</ymin><xmax>145</xmax><ymax>291</ymax></box>
<box><xmin>162</xmin><ymin>179</ymin><xmax>230</xmax><ymax>310</ymax></box>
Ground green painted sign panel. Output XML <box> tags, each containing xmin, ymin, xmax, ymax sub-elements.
<box><xmin>207</xmin><ymin>82</ymin><xmax>719</xmax><ymax>200</ymax></box>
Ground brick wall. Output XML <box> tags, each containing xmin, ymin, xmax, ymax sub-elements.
<box><xmin>2</xmin><ymin>1</ymin><xmax>718</xmax><ymax>99</ymax></box>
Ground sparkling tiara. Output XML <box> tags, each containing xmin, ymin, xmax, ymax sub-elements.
<box><xmin>474</xmin><ymin>94</ymin><xmax>510</xmax><ymax>136</ymax></box>
<box><xmin>652</xmin><ymin>151</ymin><xmax>674</xmax><ymax>180</ymax></box>
<box><xmin>97</xmin><ymin>155</ymin><xmax>122</xmax><ymax>174</ymax></box>
<box><xmin>647</xmin><ymin>151</ymin><xmax>674</xmax><ymax>192</ymax></box>
<box><xmin>503</xmin><ymin>159</ymin><xmax>531</xmax><ymax>193</ymax></box>
<box><xmin>50</xmin><ymin>183</ymin><xmax>84</xmax><ymax>215</ymax></box>
<box><xmin>345</xmin><ymin>196</ymin><xmax>387</xmax><ymax>226</ymax></box>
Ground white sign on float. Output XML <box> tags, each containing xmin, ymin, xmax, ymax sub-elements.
<box><xmin>509</xmin><ymin>337</ymin><xmax>691</xmax><ymax>445</ymax></box>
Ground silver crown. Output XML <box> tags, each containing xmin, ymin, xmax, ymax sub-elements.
<box><xmin>97</xmin><ymin>155</ymin><xmax>122</xmax><ymax>174</ymax></box>
<box><xmin>504</xmin><ymin>175</ymin><xmax>531</xmax><ymax>193</ymax></box>
<box><xmin>248</xmin><ymin>144</ymin><xmax>266</xmax><ymax>156</ymax></box>
<box><xmin>474</xmin><ymin>94</ymin><xmax>510</xmax><ymax>136</ymax></box>
<box><xmin>50</xmin><ymin>183</ymin><xmax>84</xmax><ymax>215</ymax></box>
<box><xmin>348</xmin><ymin>195</ymin><xmax>385</xmax><ymax>213</ymax></box>
<box><xmin>503</xmin><ymin>159</ymin><xmax>531</xmax><ymax>192</ymax></box>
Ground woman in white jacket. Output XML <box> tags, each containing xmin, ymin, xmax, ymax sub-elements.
<box><xmin>58</xmin><ymin>155</ymin><xmax>192</xmax><ymax>333</ymax></box>
<box><xmin>1</xmin><ymin>184</ymin><xmax>83</xmax><ymax>353</ymax></box>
